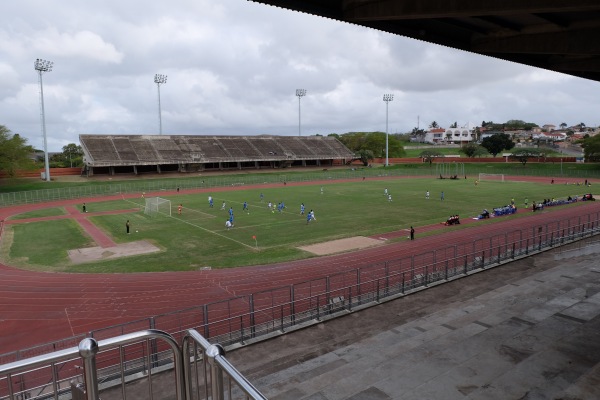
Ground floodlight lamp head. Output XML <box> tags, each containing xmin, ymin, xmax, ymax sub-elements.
<box><xmin>34</xmin><ymin>58</ymin><xmax>53</xmax><ymax>72</ymax></box>
<box><xmin>383</xmin><ymin>94</ymin><xmax>393</xmax><ymax>102</ymax></box>
<box><xmin>154</xmin><ymin>74</ymin><xmax>167</xmax><ymax>84</ymax></box>
<box><xmin>296</xmin><ymin>89</ymin><xmax>306</xmax><ymax>97</ymax></box>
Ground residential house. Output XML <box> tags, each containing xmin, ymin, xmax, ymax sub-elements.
<box><xmin>542</xmin><ymin>124</ymin><xmax>556</xmax><ymax>131</ymax></box>
<box><xmin>422</xmin><ymin>128</ymin><xmax>446</xmax><ymax>144</ymax></box>
<box><xmin>444</xmin><ymin>122</ymin><xmax>478</xmax><ymax>144</ymax></box>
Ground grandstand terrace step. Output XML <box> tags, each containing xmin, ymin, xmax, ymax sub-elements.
<box><xmin>79</xmin><ymin>134</ymin><xmax>355</xmax><ymax>175</ymax></box>
<box><xmin>229</xmin><ymin>246</ymin><xmax>600</xmax><ymax>399</ymax></box>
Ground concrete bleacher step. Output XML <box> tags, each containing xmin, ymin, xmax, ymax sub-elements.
<box><xmin>229</xmin><ymin>247</ymin><xmax>600</xmax><ymax>400</ymax></box>
<box><xmin>80</xmin><ymin>134</ymin><xmax>355</xmax><ymax>167</ymax></box>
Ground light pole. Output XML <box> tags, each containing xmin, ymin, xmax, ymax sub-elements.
<box><xmin>34</xmin><ymin>59</ymin><xmax>53</xmax><ymax>182</ymax></box>
<box><xmin>296</xmin><ymin>89</ymin><xmax>306</xmax><ymax>136</ymax></box>
<box><xmin>383</xmin><ymin>94</ymin><xmax>394</xmax><ymax>166</ymax></box>
<box><xmin>560</xmin><ymin>156</ymin><xmax>563</xmax><ymax>175</ymax></box>
<box><xmin>154</xmin><ymin>74</ymin><xmax>167</xmax><ymax>135</ymax></box>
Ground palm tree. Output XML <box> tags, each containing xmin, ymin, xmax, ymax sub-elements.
<box><xmin>474</xmin><ymin>126</ymin><xmax>482</xmax><ymax>141</ymax></box>
<box><xmin>429</xmin><ymin>121</ymin><xmax>439</xmax><ymax>129</ymax></box>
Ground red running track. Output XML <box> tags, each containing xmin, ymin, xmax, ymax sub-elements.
<box><xmin>0</xmin><ymin>177</ymin><xmax>597</xmax><ymax>354</ymax></box>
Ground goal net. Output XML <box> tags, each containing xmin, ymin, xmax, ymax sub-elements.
<box><xmin>144</xmin><ymin>197</ymin><xmax>172</xmax><ymax>217</ymax></box>
<box><xmin>478</xmin><ymin>173</ymin><xmax>505</xmax><ymax>182</ymax></box>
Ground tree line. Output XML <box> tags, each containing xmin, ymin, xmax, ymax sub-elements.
<box><xmin>2</xmin><ymin>122</ymin><xmax>600</xmax><ymax>179</ymax></box>
<box><xmin>327</xmin><ymin>131</ymin><xmax>406</xmax><ymax>166</ymax></box>
<box><xmin>0</xmin><ymin>124</ymin><xmax>83</xmax><ymax>178</ymax></box>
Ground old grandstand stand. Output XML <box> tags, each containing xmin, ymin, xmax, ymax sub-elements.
<box><xmin>79</xmin><ymin>134</ymin><xmax>355</xmax><ymax>176</ymax></box>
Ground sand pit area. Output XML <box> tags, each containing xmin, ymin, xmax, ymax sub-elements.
<box><xmin>298</xmin><ymin>236</ymin><xmax>384</xmax><ymax>256</ymax></box>
<box><xmin>68</xmin><ymin>241</ymin><xmax>161</xmax><ymax>264</ymax></box>
<box><xmin>68</xmin><ymin>237</ymin><xmax>382</xmax><ymax>264</ymax></box>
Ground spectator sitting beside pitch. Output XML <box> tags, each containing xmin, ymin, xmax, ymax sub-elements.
<box><xmin>476</xmin><ymin>209</ymin><xmax>490</xmax><ymax>219</ymax></box>
<box><xmin>537</xmin><ymin>195</ymin><xmax>582</xmax><ymax>209</ymax></box>
<box><xmin>532</xmin><ymin>195</ymin><xmax>580</xmax><ymax>212</ymax></box>
<box><xmin>444</xmin><ymin>215</ymin><xmax>460</xmax><ymax>225</ymax></box>
<box><xmin>493</xmin><ymin>204</ymin><xmax>517</xmax><ymax>217</ymax></box>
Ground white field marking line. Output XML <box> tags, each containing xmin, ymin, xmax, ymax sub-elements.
<box><xmin>207</xmin><ymin>195</ymin><xmax>481</xmax><ymax>249</ymax></box>
<box><xmin>175</xmin><ymin>206</ymin><xmax>215</xmax><ymax>219</ymax></box>
<box><xmin>173</xmin><ymin>215</ymin><xmax>256</xmax><ymax>250</ymax></box>
<box><xmin>125</xmin><ymin>195</ymin><xmax>217</xmax><ymax>218</ymax></box>
<box><xmin>213</xmin><ymin>196</ymin><xmax>300</xmax><ymax>218</ymax></box>
<box><xmin>214</xmin><ymin>280</ymin><xmax>242</xmax><ymax>298</ymax></box>
<box><xmin>181</xmin><ymin>216</ymin><xmax>215</xmax><ymax>225</ymax></box>
<box><xmin>121</xmin><ymin>197</ymin><xmax>145</xmax><ymax>208</ymax></box>
<box><xmin>65</xmin><ymin>307</ymin><xmax>75</xmax><ymax>336</ymax></box>
<box><xmin>125</xmin><ymin>196</ymin><xmax>217</xmax><ymax>219</ymax></box>
<box><xmin>225</xmin><ymin>214</ymin><xmax>404</xmax><ymax>250</ymax></box>
<box><xmin>120</xmin><ymin>196</ymin><xmax>251</xmax><ymax>249</ymax></box>
<box><xmin>334</xmin><ymin>191</ymin><xmax>359</xmax><ymax>197</ymax></box>
<box><xmin>213</xmin><ymin>198</ymin><xmax>274</xmax><ymax>215</ymax></box>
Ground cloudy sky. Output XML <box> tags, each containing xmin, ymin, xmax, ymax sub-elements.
<box><xmin>2</xmin><ymin>0</ymin><xmax>600</xmax><ymax>152</ymax></box>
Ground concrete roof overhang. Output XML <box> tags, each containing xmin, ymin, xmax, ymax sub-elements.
<box><xmin>250</xmin><ymin>0</ymin><xmax>600</xmax><ymax>82</ymax></box>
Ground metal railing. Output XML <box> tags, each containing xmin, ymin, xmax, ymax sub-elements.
<box><xmin>203</xmin><ymin>215</ymin><xmax>600</xmax><ymax>347</ymax></box>
<box><xmin>4</xmin><ymin>209</ymin><xmax>600</xmax><ymax>363</ymax></box>
<box><xmin>0</xmin><ymin>220</ymin><xmax>600</xmax><ymax>400</ymax></box>
<box><xmin>2</xmin><ymin>213</ymin><xmax>599</xmax><ymax>399</ymax></box>
<box><xmin>0</xmin><ymin>329</ymin><xmax>264</xmax><ymax>400</ymax></box>
<box><xmin>182</xmin><ymin>329</ymin><xmax>266</xmax><ymax>400</ymax></box>
<box><xmin>5</xmin><ymin>164</ymin><xmax>599</xmax><ymax>207</ymax></box>
<box><xmin>0</xmin><ymin>169</ymin><xmax>412</xmax><ymax>207</ymax></box>
<box><xmin>0</xmin><ymin>212</ymin><xmax>600</xmax><ymax>400</ymax></box>
<box><xmin>98</xmin><ymin>210</ymin><xmax>600</xmax><ymax>349</ymax></box>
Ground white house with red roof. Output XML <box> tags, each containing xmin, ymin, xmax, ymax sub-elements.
<box><xmin>422</xmin><ymin>128</ymin><xmax>446</xmax><ymax>144</ymax></box>
<box><xmin>533</xmin><ymin>131</ymin><xmax>567</xmax><ymax>142</ymax></box>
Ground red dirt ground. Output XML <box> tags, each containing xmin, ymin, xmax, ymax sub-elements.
<box><xmin>0</xmin><ymin>175</ymin><xmax>597</xmax><ymax>354</ymax></box>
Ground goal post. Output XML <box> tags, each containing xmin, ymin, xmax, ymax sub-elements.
<box><xmin>144</xmin><ymin>197</ymin><xmax>172</xmax><ymax>217</ymax></box>
<box><xmin>478</xmin><ymin>173</ymin><xmax>505</xmax><ymax>182</ymax></box>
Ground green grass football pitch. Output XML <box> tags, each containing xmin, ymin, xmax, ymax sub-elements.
<box><xmin>5</xmin><ymin>177</ymin><xmax>589</xmax><ymax>273</ymax></box>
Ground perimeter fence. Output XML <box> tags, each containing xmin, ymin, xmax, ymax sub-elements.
<box><xmin>0</xmin><ymin>329</ymin><xmax>267</xmax><ymax>400</ymax></box>
<box><xmin>0</xmin><ymin>169</ymin><xmax>411</xmax><ymax>207</ymax></box>
<box><xmin>2</xmin><ymin>209</ymin><xmax>599</xmax><ymax>375</ymax></box>
<box><xmin>2</xmin><ymin>164</ymin><xmax>600</xmax><ymax>207</ymax></box>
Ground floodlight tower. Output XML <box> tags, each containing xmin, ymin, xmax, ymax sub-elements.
<box><xmin>154</xmin><ymin>74</ymin><xmax>167</xmax><ymax>135</ymax></box>
<box><xmin>383</xmin><ymin>94</ymin><xmax>394</xmax><ymax>166</ymax></box>
<box><xmin>34</xmin><ymin>59</ymin><xmax>53</xmax><ymax>182</ymax></box>
<box><xmin>296</xmin><ymin>89</ymin><xmax>306</xmax><ymax>136</ymax></box>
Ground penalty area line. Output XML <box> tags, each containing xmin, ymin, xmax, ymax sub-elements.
<box><xmin>174</xmin><ymin>217</ymin><xmax>256</xmax><ymax>250</ymax></box>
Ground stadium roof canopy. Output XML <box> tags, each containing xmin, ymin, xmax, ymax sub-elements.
<box><xmin>249</xmin><ymin>0</ymin><xmax>600</xmax><ymax>82</ymax></box>
<box><xmin>80</xmin><ymin>134</ymin><xmax>355</xmax><ymax>167</ymax></box>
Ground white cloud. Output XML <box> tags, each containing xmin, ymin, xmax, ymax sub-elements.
<box><xmin>33</xmin><ymin>29</ymin><xmax>124</xmax><ymax>63</ymax></box>
<box><xmin>1</xmin><ymin>0</ymin><xmax>600</xmax><ymax>151</ymax></box>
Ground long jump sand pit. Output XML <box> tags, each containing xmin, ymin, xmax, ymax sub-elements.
<box><xmin>68</xmin><ymin>241</ymin><xmax>161</xmax><ymax>264</ymax></box>
<box><xmin>299</xmin><ymin>236</ymin><xmax>385</xmax><ymax>256</ymax></box>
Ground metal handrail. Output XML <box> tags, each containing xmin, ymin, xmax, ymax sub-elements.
<box><xmin>0</xmin><ymin>329</ymin><xmax>185</xmax><ymax>400</ymax></box>
<box><xmin>4</xmin><ymin>210</ymin><xmax>599</xmax><ymax>365</ymax></box>
<box><xmin>182</xmin><ymin>329</ymin><xmax>267</xmax><ymax>400</ymax></box>
<box><xmin>2</xmin><ymin>226</ymin><xmax>599</xmax><ymax>399</ymax></box>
